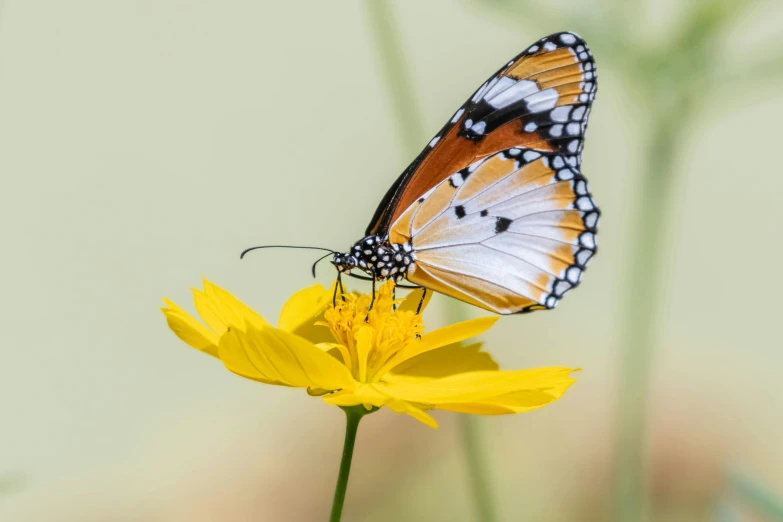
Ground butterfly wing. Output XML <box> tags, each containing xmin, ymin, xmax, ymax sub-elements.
<box><xmin>367</xmin><ymin>31</ymin><xmax>597</xmax><ymax>237</ymax></box>
<box><xmin>391</xmin><ymin>148</ymin><xmax>599</xmax><ymax>314</ymax></box>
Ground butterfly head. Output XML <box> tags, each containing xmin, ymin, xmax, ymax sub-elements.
<box><xmin>331</xmin><ymin>252</ymin><xmax>358</xmax><ymax>273</ymax></box>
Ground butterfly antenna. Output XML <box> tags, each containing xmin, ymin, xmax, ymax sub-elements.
<box><xmin>311</xmin><ymin>251</ymin><xmax>335</xmax><ymax>278</ymax></box>
<box><xmin>239</xmin><ymin>244</ymin><xmax>337</xmax><ymax>260</ymax></box>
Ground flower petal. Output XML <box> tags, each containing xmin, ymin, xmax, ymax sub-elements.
<box><xmin>436</xmin><ymin>384</ymin><xmax>575</xmax><ymax>414</ymax></box>
<box><xmin>203</xmin><ymin>279</ymin><xmax>269</xmax><ymax>332</ymax></box>
<box><xmin>375</xmin><ymin>367</ymin><xmax>577</xmax><ymax>406</ymax></box>
<box><xmin>191</xmin><ymin>289</ymin><xmax>228</xmax><ymax>337</ymax></box>
<box><xmin>219</xmin><ymin>322</ymin><xmax>355</xmax><ymax>391</ymax></box>
<box><xmin>379</xmin><ymin>316</ymin><xmax>498</xmax><ymax>376</ymax></box>
<box><xmin>384</xmin><ymin>343</ymin><xmax>498</xmax><ymax>382</ymax></box>
<box><xmin>161</xmin><ymin>299</ymin><xmax>219</xmax><ymax>357</ymax></box>
<box><xmin>323</xmin><ymin>385</ymin><xmax>439</xmax><ymax>428</ymax></box>
<box><xmin>277</xmin><ymin>282</ymin><xmax>336</xmax><ymax>343</ymax></box>
<box><xmin>385</xmin><ymin>399</ymin><xmax>438</xmax><ymax>428</ymax></box>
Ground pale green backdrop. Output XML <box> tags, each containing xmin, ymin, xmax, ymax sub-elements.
<box><xmin>1</xmin><ymin>1</ymin><xmax>781</xmax><ymax>521</ymax></box>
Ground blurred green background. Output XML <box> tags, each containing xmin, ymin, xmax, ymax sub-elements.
<box><xmin>1</xmin><ymin>0</ymin><xmax>782</xmax><ymax>521</ymax></box>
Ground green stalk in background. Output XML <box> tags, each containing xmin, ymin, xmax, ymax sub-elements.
<box><xmin>364</xmin><ymin>1</ymin><xmax>499</xmax><ymax>520</ymax></box>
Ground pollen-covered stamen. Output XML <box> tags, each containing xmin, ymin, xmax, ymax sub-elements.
<box><xmin>321</xmin><ymin>281</ymin><xmax>423</xmax><ymax>382</ymax></box>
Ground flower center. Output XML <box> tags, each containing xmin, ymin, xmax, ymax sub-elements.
<box><xmin>322</xmin><ymin>281</ymin><xmax>423</xmax><ymax>383</ymax></box>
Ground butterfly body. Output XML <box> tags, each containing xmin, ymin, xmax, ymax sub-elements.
<box><xmin>334</xmin><ymin>32</ymin><xmax>599</xmax><ymax>315</ymax></box>
<box><xmin>332</xmin><ymin>235</ymin><xmax>412</xmax><ymax>282</ymax></box>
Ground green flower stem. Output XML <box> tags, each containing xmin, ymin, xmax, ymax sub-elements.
<box><xmin>329</xmin><ymin>406</ymin><xmax>371</xmax><ymax>522</ymax></box>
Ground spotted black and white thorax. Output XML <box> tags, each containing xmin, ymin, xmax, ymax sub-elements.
<box><xmin>332</xmin><ymin>235</ymin><xmax>414</xmax><ymax>282</ymax></box>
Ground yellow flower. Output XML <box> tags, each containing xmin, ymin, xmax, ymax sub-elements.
<box><xmin>161</xmin><ymin>279</ymin><xmax>578</xmax><ymax>428</ymax></box>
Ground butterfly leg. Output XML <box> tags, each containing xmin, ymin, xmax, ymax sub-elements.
<box><xmin>392</xmin><ymin>286</ymin><xmax>397</xmax><ymax>311</ymax></box>
<box><xmin>364</xmin><ymin>274</ymin><xmax>377</xmax><ymax>322</ymax></box>
<box><xmin>416</xmin><ymin>287</ymin><xmax>427</xmax><ymax>314</ymax></box>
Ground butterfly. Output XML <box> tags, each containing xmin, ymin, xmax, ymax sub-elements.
<box><xmin>328</xmin><ymin>31</ymin><xmax>600</xmax><ymax>315</ymax></box>
<box><xmin>244</xmin><ymin>32</ymin><xmax>599</xmax><ymax>315</ymax></box>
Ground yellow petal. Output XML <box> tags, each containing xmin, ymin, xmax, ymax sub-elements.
<box><xmin>203</xmin><ymin>279</ymin><xmax>268</xmax><ymax>332</ymax></box>
<box><xmin>161</xmin><ymin>299</ymin><xmax>219</xmax><ymax>358</ymax></box>
<box><xmin>323</xmin><ymin>386</ymin><xmax>439</xmax><ymax>428</ymax></box>
<box><xmin>397</xmin><ymin>287</ymin><xmax>432</xmax><ymax>314</ymax></box>
<box><xmin>385</xmin><ymin>399</ymin><xmax>438</xmax><ymax>428</ymax></box>
<box><xmin>378</xmin><ymin>316</ymin><xmax>499</xmax><ymax>376</ymax></box>
<box><xmin>375</xmin><ymin>367</ymin><xmax>577</xmax><ymax>405</ymax></box>
<box><xmin>218</xmin><ymin>321</ymin><xmax>355</xmax><ymax>391</ymax></box>
<box><xmin>436</xmin><ymin>383</ymin><xmax>575</xmax><ymax>414</ymax></box>
<box><xmin>384</xmin><ymin>343</ymin><xmax>498</xmax><ymax>383</ymax></box>
<box><xmin>278</xmin><ymin>282</ymin><xmax>336</xmax><ymax>343</ymax></box>
<box><xmin>191</xmin><ymin>289</ymin><xmax>228</xmax><ymax>337</ymax></box>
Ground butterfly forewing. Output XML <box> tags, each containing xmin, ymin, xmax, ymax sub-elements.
<box><xmin>367</xmin><ymin>31</ymin><xmax>597</xmax><ymax>237</ymax></box>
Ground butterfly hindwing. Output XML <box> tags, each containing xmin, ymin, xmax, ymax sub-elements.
<box><xmin>391</xmin><ymin>148</ymin><xmax>599</xmax><ymax>314</ymax></box>
<box><xmin>367</xmin><ymin>31</ymin><xmax>597</xmax><ymax>237</ymax></box>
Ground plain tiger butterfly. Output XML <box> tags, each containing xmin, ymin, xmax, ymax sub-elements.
<box><xmin>245</xmin><ymin>32</ymin><xmax>599</xmax><ymax>315</ymax></box>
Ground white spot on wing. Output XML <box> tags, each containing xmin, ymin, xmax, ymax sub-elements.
<box><xmin>522</xmin><ymin>150</ymin><xmax>541</xmax><ymax>162</ymax></box>
<box><xmin>482</xmin><ymin>76</ymin><xmax>516</xmax><ymax>101</ymax></box>
<box><xmin>560</xmin><ymin>33</ymin><xmax>577</xmax><ymax>45</ymax></box>
<box><xmin>580</xmin><ymin>232</ymin><xmax>596</xmax><ymax>249</ymax></box>
<box><xmin>566</xmin><ymin>122</ymin><xmax>581</xmax><ymax>136</ymax></box>
<box><xmin>525</xmin><ymin>88</ymin><xmax>559</xmax><ymax>113</ymax></box>
<box><xmin>487</xmin><ymin>80</ymin><xmax>539</xmax><ymax>109</ymax></box>
<box><xmin>577</xmin><ymin>249</ymin><xmax>593</xmax><ymax>266</ymax></box>
<box><xmin>429</xmin><ymin>136</ymin><xmax>440</xmax><ymax>147</ymax></box>
<box><xmin>551</xmin><ymin>106</ymin><xmax>571</xmax><ymax>122</ymax></box>
<box><xmin>451</xmin><ymin>108</ymin><xmax>465</xmax><ymax>123</ymax></box>
<box><xmin>572</xmin><ymin>106</ymin><xmax>586</xmax><ymax>120</ymax></box>
<box><xmin>544</xmin><ymin>41</ymin><xmax>557</xmax><ymax>51</ymax></box>
<box><xmin>524</xmin><ymin>122</ymin><xmax>538</xmax><ymax>132</ymax></box>
<box><xmin>550</xmin><ymin>124</ymin><xmax>563</xmax><ymax>137</ymax></box>
<box><xmin>557</xmin><ymin>168</ymin><xmax>574</xmax><ymax>180</ymax></box>
<box><xmin>471</xmin><ymin>121</ymin><xmax>487</xmax><ymax>134</ymax></box>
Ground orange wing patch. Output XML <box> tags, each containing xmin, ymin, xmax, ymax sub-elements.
<box><xmin>455</xmin><ymin>154</ymin><xmax>519</xmax><ymax>202</ymax></box>
<box><xmin>507</xmin><ymin>47</ymin><xmax>580</xmax><ymax>80</ymax></box>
